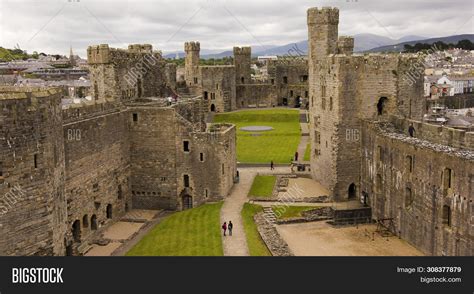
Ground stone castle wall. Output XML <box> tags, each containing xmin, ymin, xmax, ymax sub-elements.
<box><xmin>88</xmin><ymin>44</ymin><xmax>173</xmax><ymax>102</ymax></box>
<box><xmin>308</xmin><ymin>7</ymin><xmax>425</xmax><ymax>201</ymax></box>
<box><xmin>236</xmin><ymin>84</ymin><xmax>277</xmax><ymax>108</ymax></box>
<box><xmin>307</xmin><ymin>6</ymin><xmax>472</xmax><ymax>256</ymax></box>
<box><xmin>0</xmin><ymin>88</ymin><xmax>66</xmax><ymax>256</ymax></box>
<box><xmin>200</xmin><ymin>66</ymin><xmax>236</xmax><ymax>112</ymax></box>
<box><xmin>360</xmin><ymin>119</ymin><xmax>473</xmax><ymax>256</ymax></box>
<box><xmin>63</xmin><ymin>103</ymin><xmax>131</xmax><ymax>253</ymax></box>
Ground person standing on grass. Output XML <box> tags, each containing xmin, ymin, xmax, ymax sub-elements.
<box><xmin>228</xmin><ymin>221</ymin><xmax>233</xmax><ymax>236</ymax></box>
<box><xmin>294</xmin><ymin>151</ymin><xmax>299</xmax><ymax>162</ymax></box>
<box><xmin>270</xmin><ymin>160</ymin><xmax>274</xmax><ymax>170</ymax></box>
<box><xmin>222</xmin><ymin>222</ymin><xmax>227</xmax><ymax>236</ymax></box>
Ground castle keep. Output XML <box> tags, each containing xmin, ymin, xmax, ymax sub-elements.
<box><xmin>0</xmin><ymin>44</ymin><xmax>236</xmax><ymax>256</ymax></box>
<box><xmin>307</xmin><ymin>7</ymin><xmax>473</xmax><ymax>255</ymax></box>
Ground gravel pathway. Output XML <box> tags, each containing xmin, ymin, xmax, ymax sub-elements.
<box><xmin>220</xmin><ymin>166</ymin><xmax>290</xmax><ymax>256</ymax></box>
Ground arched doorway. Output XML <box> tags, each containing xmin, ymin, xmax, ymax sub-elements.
<box><xmin>90</xmin><ymin>215</ymin><xmax>98</xmax><ymax>230</ymax></box>
<box><xmin>295</xmin><ymin>96</ymin><xmax>301</xmax><ymax>108</ymax></box>
<box><xmin>282</xmin><ymin>98</ymin><xmax>288</xmax><ymax>106</ymax></box>
<box><xmin>377</xmin><ymin>97</ymin><xmax>388</xmax><ymax>115</ymax></box>
<box><xmin>82</xmin><ymin>215</ymin><xmax>89</xmax><ymax>228</ymax></box>
<box><xmin>348</xmin><ymin>183</ymin><xmax>357</xmax><ymax>199</ymax></box>
<box><xmin>183</xmin><ymin>195</ymin><xmax>193</xmax><ymax>210</ymax></box>
<box><xmin>210</xmin><ymin>104</ymin><xmax>216</xmax><ymax>112</ymax></box>
<box><xmin>106</xmin><ymin>204</ymin><xmax>112</xmax><ymax>219</ymax></box>
<box><xmin>72</xmin><ymin>220</ymin><xmax>81</xmax><ymax>242</ymax></box>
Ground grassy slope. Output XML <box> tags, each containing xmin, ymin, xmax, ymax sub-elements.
<box><xmin>272</xmin><ymin>205</ymin><xmax>318</xmax><ymax>219</ymax></box>
<box><xmin>241</xmin><ymin>203</ymin><xmax>271</xmax><ymax>256</ymax></box>
<box><xmin>248</xmin><ymin>175</ymin><xmax>276</xmax><ymax>198</ymax></box>
<box><xmin>303</xmin><ymin>143</ymin><xmax>311</xmax><ymax>161</ymax></box>
<box><xmin>213</xmin><ymin>109</ymin><xmax>300</xmax><ymax>163</ymax></box>
<box><xmin>126</xmin><ymin>202</ymin><xmax>223</xmax><ymax>256</ymax></box>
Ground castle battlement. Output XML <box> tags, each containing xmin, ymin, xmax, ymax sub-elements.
<box><xmin>88</xmin><ymin>44</ymin><xmax>163</xmax><ymax>65</ymax></box>
<box><xmin>0</xmin><ymin>86</ymin><xmax>61</xmax><ymax>100</ymax></box>
<box><xmin>307</xmin><ymin>7</ymin><xmax>339</xmax><ymax>25</ymax></box>
<box><xmin>337</xmin><ymin>36</ymin><xmax>354</xmax><ymax>55</ymax></box>
<box><xmin>128</xmin><ymin>44</ymin><xmax>153</xmax><ymax>53</ymax></box>
<box><xmin>87</xmin><ymin>44</ymin><xmax>111</xmax><ymax>64</ymax></box>
<box><xmin>233</xmin><ymin>46</ymin><xmax>251</xmax><ymax>55</ymax></box>
<box><xmin>185</xmin><ymin>41</ymin><xmax>200</xmax><ymax>51</ymax></box>
<box><xmin>388</xmin><ymin>116</ymin><xmax>474</xmax><ymax>151</ymax></box>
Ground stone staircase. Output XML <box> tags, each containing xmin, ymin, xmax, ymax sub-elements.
<box><xmin>262</xmin><ymin>207</ymin><xmax>277</xmax><ymax>225</ymax></box>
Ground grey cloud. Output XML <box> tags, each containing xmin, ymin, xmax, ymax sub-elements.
<box><xmin>0</xmin><ymin>0</ymin><xmax>471</xmax><ymax>57</ymax></box>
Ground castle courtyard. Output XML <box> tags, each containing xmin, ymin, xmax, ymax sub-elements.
<box><xmin>277</xmin><ymin>222</ymin><xmax>423</xmax><ymax>256</ymax></box>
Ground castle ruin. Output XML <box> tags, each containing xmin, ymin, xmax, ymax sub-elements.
<box><xmin>0</xmin><ymin>44</ymin><xmax>236</xmax><ymax>256</ymax></box>
<box><xmin>307</xmin><ymin>7</ymin><xmax>473</xmax><ymax>256</ymax></box>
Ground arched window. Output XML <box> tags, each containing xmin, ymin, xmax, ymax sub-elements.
<box><xmin>348</xmin><ymin>183</ymin><xmax>356</xmax><ymax>199</ymax></box>
<box><xmin>82</xmin><ymin>215</ymin><xmax>89</xmax><ymax>228</ymax></box>
<box><xmin>377</xmin><ymin>97</ymin><xmax>388</xmax><ymax>115</ymax></box>
<box><xmin>72</xmin><ymin>220</ymin><xmax>81</xmax><ymax>242</ymax></box>
<box><xmin>91</xmin><ymin>215</ymin><xmax>98</xmax><ymax>230</ymax></box>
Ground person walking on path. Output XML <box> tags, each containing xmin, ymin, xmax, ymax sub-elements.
<box><xmin>228</xmin><ymin>221</ymin><xmax>233</xmax><ymax>236</ymax></box>
<box><xmin>222</xmin><ymin>222</ymin><xmax>227</xmax><ymax>236</ymax></box>
<box><xmin>294</xmin><ymin>151</ymin><xmax>299</xmax><ymax>162</ymax></box>
<box><xmin>270</xmin><ymin>160</ymin><xmax>274</xmax><ymax>170</ymax></box>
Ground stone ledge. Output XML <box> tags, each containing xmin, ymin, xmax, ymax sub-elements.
<box><xmin>254</xmin><ymin>213</ymin><xmax>293</xmax><ymax>256</ymax></box>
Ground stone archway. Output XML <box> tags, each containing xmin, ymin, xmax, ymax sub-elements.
<box><xmin>91</xmin><ymin>215</ymin><xmax>98</xmax><ymax>230</ymax></box>
<box><xmin>210</xmin><ymin>104</ymin><xmax>216</xmax><ymax>112</ymax></box>
<box><xmin>377</xmin><ymin>97</ymin><xmax>388</xmax><ymax>115</ymax></box>
<box><xmin>348</xmin><ymin>183</ymin><xmax>357</xmax><ymax>199</ymax></box>
<box><xmin>182</xmin><ymin>195</ymin><xmax>193</xmax><ymax>210</ymax></box>
<box><xmin>72</xmin><ymin>220</ymin><xmax>81</xmax><ymax>242</ymax></box>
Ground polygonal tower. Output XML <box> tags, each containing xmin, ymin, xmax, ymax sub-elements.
<box><xmin>233</xmin><ymin>46</ymin><xmax>251</xmax><ymax>85</ymax></box>
<box><xmin>185</xmin><ymin>41</ymin><xmax>201</xmax><ymax>87</ymax></box>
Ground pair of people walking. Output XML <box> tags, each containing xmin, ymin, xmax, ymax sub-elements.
<box><xmin>222</xmin><ymin>221</ymin><xmax>233</xmax><ymax>236</ymax></box>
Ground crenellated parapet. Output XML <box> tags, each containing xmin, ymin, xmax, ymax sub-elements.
<box><xmin>307</xmin><ymin>7</ymin><xmax>339</xmax><ymax>25</ymax></box>
<box><xmin>233</xmin><ymin>46</ymin><xmax>251</xmax><ymax>56</ymax></box>
<box><xmin>337</xmin><ymin>36</ymin><xmax>354</xmax><ymax>55</ymax></box>
<box><xmin>185</xmin><ymin>41</ymin><xmax>200</xmax><ymax>52</ymax></box>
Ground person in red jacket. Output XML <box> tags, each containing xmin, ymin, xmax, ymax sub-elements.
<box><xmin>222</xmin><ymin>222</ymin><xmax>227</xmax><ymax>236</ymax></box>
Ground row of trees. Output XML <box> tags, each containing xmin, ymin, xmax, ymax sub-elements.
<box><xmin>403</xmin><ymin>39</ymin><xmax>474</xmax><ymax>52</ymax></box>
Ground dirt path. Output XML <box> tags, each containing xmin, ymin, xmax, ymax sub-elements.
<box><xmin>220</xmin><ymin>166</ymin><xmax>290</xmax><ymax>256</ymax></box>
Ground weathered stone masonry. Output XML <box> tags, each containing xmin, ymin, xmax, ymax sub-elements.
<box><xmin>307</xmin><ymin>7</ymin><xmax>472</xmax><ymax>256</ymax></box>
<box><xmin>0</xmin><ymin>43</ymin><xmax>237</xmax><ymax>256</ymax></box>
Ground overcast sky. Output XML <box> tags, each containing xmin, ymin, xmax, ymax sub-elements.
<box><xmin>0</xmin><ymin>0</ymin><xmax>472</xmax><ymax>57</ymax></box>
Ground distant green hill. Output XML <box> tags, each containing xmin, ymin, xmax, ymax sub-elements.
<box><xmin>0</xmin><ymin>47</ymin><xmax>38</xmax><ymax>61</ymax></box>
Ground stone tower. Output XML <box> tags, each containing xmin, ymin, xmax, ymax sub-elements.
<box><xmin>87</xmin><ymin>44</ymin><xmax>170</xmax><ymax>102</ymax></box>
<box><xmin>185</xmin><ymin>41</ymin><xmax>201</xmax><ymax>87</ymax></box>
<box><xmin>233</xmin><ymin>47</ymin><xmax>251</xmax><ymax>85</ymax></box>
<box><xmin>0</xmin><ymin>88</ymin><xmax>66</xmax><ymax>255</ymax></box>
<box><xmin>307</xmin><ymin>7</ymin><xmax>339</xmax><ymax>62</ymax></box>
<box><xmin>307</xmin><ymin>7</ymin><xmax>348</xmax><ymax>201</ymax></box>
<box><xmin>307</xmin><ymin>7</ymin><xmax>425</xmax><ymax>202</ymax></box>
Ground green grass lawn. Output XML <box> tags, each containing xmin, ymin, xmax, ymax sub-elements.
<box><xmin>126</xmin><ymin>202</ymin><xmax>223</xmax><ymax>256</ymax></box>
<box><xmin>272</xmin><ymin>205</ymin><xmax>318</xmax><ymax>219</ymax></box>
<box><xmin>241</xmin><ymin>203</ymin><xmax>271</xmax><ymax>256</ymax></box>
<box><xmin>213</xmin><ymin>109</ymin><xmax>301</xmax><ymax>163</ymax></box>
<box><xmin>303</xmin><ymin>143</ymin><xmax>311</xmax><ymax>161</ymax></box>
<box><xmin>248</xmin><ymin>175</ymin><xmax>276</xmax><ymax>198</ymax></box>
